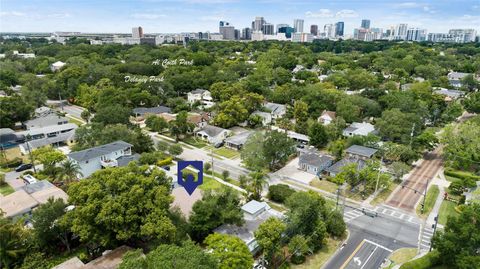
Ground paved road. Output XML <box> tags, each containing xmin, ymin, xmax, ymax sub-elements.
<box><xmin>4</xmin><ymin>165</ymin><xmax>43</xmax><ymax>190</ymax></box>
<box><xmin>324</xmin><ymin>204</ymin><xmax>420</xmax><ymax>269</ymax></box>
<box><xmin>58</xmin><ymin>105</ymin><xmax>85</xmax><ymax>119</ymax></box>
<box><xmin>386</xmin><ymin>148</ymin><xmax>443</xmax><ymax>212</ymax></box>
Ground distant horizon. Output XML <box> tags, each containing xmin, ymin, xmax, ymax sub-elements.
<box><xmin>1</xmin><ymin>0</ymin><xmax>479</xmax><ymax>35</ymax></box>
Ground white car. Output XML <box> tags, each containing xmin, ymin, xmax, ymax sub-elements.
<box><xmin>22</xmin><ymin>174</ymin><xmax>38</xmax><ymax>185</ymax></box>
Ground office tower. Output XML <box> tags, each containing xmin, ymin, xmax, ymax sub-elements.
<box><xmin>263</xmin><ymin>23</ymin><xmax>274</xmax><ymax>35</ymax></box>
<box><xmin>276</xmin><ymin>24</ymin><xmax>289</xmax><ymax>33</ymax></box>
<box><xmin>394</xmin><ymin>24</ymin><xmax>408</xmax><ymax>40</ymax></box>
<box><xmin>234</xmin><ymin>29</ymin><xmax>240</xmax><ymax>40</ymax></box>
<box><xmin>132</xmin><ymin>26</ymin><xmax>143</xmax><ymax>38</ymax></box>
<box><xmin>293</xmin><ymin>19</ymin><xmax>304</xmax><ymax>33</ymax></box>
<box><xmin>406</xmin><ymin>28</ymin><xmax>427</xmax><ymax>42</ymax></box>
<box><xmin>335</xmin><ymin>22</ymin><xmax>344</xmax><ymax>37</ymax></box>
<box><xmin>220</xmin><ymin>25</ymin><xmax>235</xmax><ymax>40</ymax></box>
<box><xmin>361</xmin><ymin>19</ymin><xmax>370</xmax><ymax>29</ymax></box>
<box><xmin>278</xmin><ymin>26</ymin><xmax>295</xmax><ymax>38</ymax></box>
<box><xmin>323</xmin><ymin>24</ymin><xmax>334</xmax><ymax>39</ymax></box>
<box><xmin>310</xmin><ymin>25</ymin><xmax>318</xmax><ymax>36</ymax></box>
<box><xmin>292</xmin><ymin>32</ymin><xmax>313</xmax><ymax>43</ymax></box>
<box><xmin>242</xmin><ymin>27</ymin><xmax>252</xmax><ymax>40</ymax></box>
<box><xmin>253</xmin><ymin>17</ymin><xmax>265</xmax><ymax>32</ymax></box>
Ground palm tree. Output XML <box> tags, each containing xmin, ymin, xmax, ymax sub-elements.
<box><xmin>0</xmin><ymin>218</ymin><xmax>28</xmax><ymax>268</ymax></box>
<box><xmin>248</xmin><ymin>171</ymin><xmax>269</xmax><ymax>200</ymax></box>
<box><xmin>58</xmin><ymin>159</ymin><xmax>83</xmax><ymax>184</ymax></box>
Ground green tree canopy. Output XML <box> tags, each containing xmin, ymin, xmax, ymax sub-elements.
<box><xmin>204</xmin><ymin>233</ymin><xmax>254</xmax><ymax>269</ymax></box>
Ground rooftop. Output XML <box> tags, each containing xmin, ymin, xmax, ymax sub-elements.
<box><xmin>116</xmin><ymin>153</ymin><xmax>140</xmax><ymax>167</ymax></box>
<box><xmin>24</xmin><ymin>114</ymin><xmax>69</xmax><ymax>129</ymax></box>
<box><xmin>241</xmin><ymin>200</ymin><xmax>268</xmax><ymax>216</ymax></box>
<box><xmin>132</xmin><ymin>106</ymin><xmax>171</xmax><ymax>116</ymax></box>
<box><xmin>67</xmin><ymin>140</ymin><xmax>132</xmax><ymax>162</ymax></box>
<box><xmin>299</xmin><ymin>151</ymin><xmax>334</xmax><ymax>167</ymax></box>
<box><xmin>225</xmin><ymin>131</ymin><xmax>253</xmax><ymax>146</ymax></box>
<box><xmin>264</xmin><ymin>102</ymin><xmax>286</xmax><ymax>115</ymax></box>
<box><xmin>345</xmin><ymin>145</ymin><xmax>378</xmax><ymax>158</ymax></box>
<box><xmin>325</xmin><ymin>157</ymin><xmax>367</xmax><ymax>175</ymax></box>
<box><xmin>190</xmin><ymin>88</ymin><xmax>208</xmax><ymax>94</ymax></box>
<box><xmin>19</xmin><ymin>123</ymin><xmax>78</xmax><ymax>137</ymax></box>
<box><xmin>0</xmin><ymin>190</ymin><xmax>39</xmax><ymax>218</ymax></box>
<box><xmin>197</xmin><ymin>125</ymin><xmax>227</xmax><ymax>137</ymax></box>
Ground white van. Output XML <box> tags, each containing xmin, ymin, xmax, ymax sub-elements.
<box><xmin>22</xmin><ymin>174</ymin><xmax>38</xmax><ymax>185</ymax></box>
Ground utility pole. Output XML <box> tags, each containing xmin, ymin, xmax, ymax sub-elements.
<box><xmin>374</xmin><ymin>156</ymin><xmax>384</xmax><ymax>195</ymax></box>
<box><xmin>25</xmin><ymin>135</ymin><xmax>36</xmax><ymax>173</ymax></box>
<box><xmin>421</xmin><ymin>177</ymin><xmax>429</xmax><ymax>214</ymax></box>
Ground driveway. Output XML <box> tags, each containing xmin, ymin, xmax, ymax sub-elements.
<box><xmin>4</xmin><ymin>164</ymin><xmax>43</xmax><ymax>190</ymax></box>
<box><xmin>272</xmin><ymin>157</ymin><xmax>316</xmax><ymax>185</ymax></box>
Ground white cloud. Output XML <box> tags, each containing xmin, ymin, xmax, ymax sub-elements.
<box><xmin>305</xmin><ymin>9</ymin><xmax>334</xmax><ymax>18</ymax></box>
<box><xmin>394</xmin><ymin>2</ymin><xmax>421</xmax><ymax>8</ymax></box>
<box><xmin>131</xmin><ymin>13</ymin><xmax>166</xmax><ymax>19</ymax></box>
<box><xmin>0</xmin><ymin>11</ymin><xmax>26</xmax><ymax>17</ymax></box>
<box><xmin>47</xmin><ymin>13</ymin><xmax>71</xmax><ymax>19</ymax></box>
<box><xmin>336</xmin><ymin>9</ymin><xmax>358</xmax><ymax>18</ymax></box>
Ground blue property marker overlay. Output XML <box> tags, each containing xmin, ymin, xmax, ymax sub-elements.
<box><xmin>177</xmin><ymin>161</ymin><xmax>203</xmax><ymax>195</ymax></box>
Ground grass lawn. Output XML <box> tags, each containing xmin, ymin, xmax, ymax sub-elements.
<box><xmin>309</xmin><ymin>179</ymin><xmax>339</xmax><ymax>193</ymax></box>
<box><xmin>389</xmin><ymin>248</ymin><xmax>418</xmax><ymax>266</ymax></box>
<box><xmin>183</xmin><ymin>136</ymin><xmax>208</xmax><ymax>148</ymax></box>
<box><xmin>438</xmin><ymin>200</ymin><xmax>459</xmax><ymax>225</ymax></box>
<box><xmin>372</xmin><ymin>182</ymin><xmax>399</xmax><ymax>206</ymax></box>
<box><xmin>0</xmin><ymin>184</ymin><xmax>15</xmax><ymax>195</ymax></box>
<box><xmin>3</xmin><ymin>147</ymin><xmax>29</xmax><ymax>162</ymax></box>
<box><xmin>199</xmin><ymin>175</ymin><xmax>224</xmax><ymax>191</ymax></box>
<box><xmin>445</xmin><ymin>175</ymin><xmax>461</xmax><ymax>182</ymax></box>
<box><xmin>213</xmin><ymin>147</ymin><xmax>240</xmax><ymax>159</ymax></box>
<box><xmin>66</xmin><ymin>115</ymin><xmax>84</xmax><ymax>126</ymax></box>
<box><xmin>291</xmin><ymin>237</ymin><xmax>343</xmax><ymax>269</ymax></box>
<box><xmin>417</xmin><ymin>185</ymin><xmax>440</xmax><ymax>217</ymax></box>
<box><xmin>267</xmin><ymin>201</ymin><xmax>287</xmax><ymax>212</ymax></box>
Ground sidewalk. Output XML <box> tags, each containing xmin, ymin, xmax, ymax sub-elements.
<box><xmin>426</xmin><ymin>170</ymin><xmax>449</xmax><ymax>228</ymax></box>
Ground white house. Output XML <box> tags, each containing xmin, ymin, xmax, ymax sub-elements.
<box><xmin>264</xmin><ymin>102</ymin><xmax>286</xmax><ymax>120</ymax></box>
<box><xmin>195</xmin><ymin>125</ymin><xmax>231</xmax><ymax>145</ymax></box>
<box><xmin>447</xmin><ymin>71</ymin><xmax>470</xmax><ymax>88</ymax></box>
<box><xmin>19</xmin><ymin>123</ymin><xmax>77</xmax><ymax>142</ymax></box>
<box><xmin>318</xmin><ymin>110</ymin><xmax>336</xmax><ymax>125</ymax></box>
<box><xmin>187</xmin><ymin>89</ymin><xmax>215</xmax><ymax>108</ymax></box>
<box><xmin>50</xmin><ymin>61</ymin><xmax>66</xmax><ymax>72</ymax></box>
<box><xmin>67</xmin><ymin>141</ymin><xmax>139</xmax><ymax>178</ymax></box>
<box><xmin>343</xmin><ymin>122</ymin><xmax>375</xmax><ymax>137</ymax></box>
<box><xmin>12</xmin><ymin>50</ymin><xmax>35</xmax><ymax>58</ymax></box>
<box><xmin>34</xmin><ymin>106</ymin><xmax>53</xmax><ymax>117</ymax></box>
<box><xmin>251</xmin><ymin>111</ymin><xmax>272</xmax><ymax>126</ymax></box>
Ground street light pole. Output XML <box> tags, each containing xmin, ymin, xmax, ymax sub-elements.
<box><xmin>421</xmin><ymin>178</ymin><xmax>429</xmax><ymax>214</ymax></box>
<box><xmin>374</xmin><ymin>156</ymin><xmax>384</xmax><ymax>195</ymax></box>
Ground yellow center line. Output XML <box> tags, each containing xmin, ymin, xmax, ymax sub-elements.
<box><xmin>340</xmin><ymin>239</ymin><xmax>366</xmax><ymax>269</ymax></box>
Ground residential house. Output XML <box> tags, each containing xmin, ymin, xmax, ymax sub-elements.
<box><xmin>251</xmin><ymin>111</ymin><xmax>272</xmax><ymax>126</ymax></box>
<box><xmin>157</xmin><ymin>112</ymin><xmax>210</xmax><ymax>131</ymax></box>
<box><xmin>264</xmin><ymin>102</ymin><xmax>286</xmax><ymax>120</ymax></box>
<box><xmin>463</xmin><ymin>181</ymin><xmax>480</xmax><ymax>205</ymax></box>
<box><xmin>18</xmin><ymin>123</ymin><xmax>77</xmax><ymax>154</ymax></box>
<box><xmin>12</xmin><ymin>50</ymin><xmax>35</xmax><ymax>58</ymax></box>
<box><xmin>187</xmin><ymin>89</ymin><xmax>215</xmax><ymax>108</ymax></box>
<box><xmin>214</xmin><ymin>200</ymin><xmax>283</xmax><ymax>254</ymax></box>
<box><xmin>67</xmin><ymin>141</ymin><xmax>139</xmax><ymax>178</ymax></box>
<box><xmin>343</xmin><ymin>122</ymin><xmax>375</xmax><ymax>137</ymax></box>
<box><xmin>19</xmin><ymin>130</ymin><xmax>75</xmax><ymax>154</ymax></box>
<box><xmin>24</xmin><ymin>114</ymin><xmax>69</xmax><ymax>130</ymax></box>
<box><xmin>433</xmin><ymin>88</ymin><xmax>465</xmax><ymax>101</ymax></box>
<box><xmin>132</xmin><ymin>106</ymin><xmax>172</xmax><ymax>121</ymax></box>
<box><xmin>195</xmin><ymin>125</ymin><xmax>231</xmax><ymax>145</ymax></box>
<box><xmin>50</xmin><ymin>61</ymin><xmax>66</xmax><ymax>72</ymax></box>
<box><xmin>225</xmin><ymin>131</ymin><xmax>253</xmax><ymax>150</ymax></box>
<box><xmin>52</xmin><ymin>245</ymin><xmax>132</xmax><ymax>269</ymax></box>
<box><xmin>325</xmin><ymin>158</ymin><xmax>367</xmax><ymax>177</ymax></box>
<box><xmin>447</xmin><ymin>71</ymin><xmax>470</xmax><ymax>88</ymax></box>
<box><xmin>0</xmin><ymin>128</ymin><xmax>25</xmax><ymax>149</ymax></box>
<box><xmin>345</xmin><ymin>145</ymin><xmax>378</xmax><ymax>160</ymax></box>
<box><xmin>298</xmin><ymin>150</ymin><xmax>334</xmax><ymax>176</ymax></box>
<box><xmin>271</xmin><ymin>126</ymin><xmax>310</xmax><ymax>144</ymax></box>
<box><xmin>318</xmin><ymin>110</ymin><xmax>336</xmax><ymax>125</ymax></box>
<box><xmin>35</xmin><ymin>106</ymin><xmax>53</xmax><ymax>117</ymax></box>
<box><xmin>0</xmin><ymin>180</ymin><xmax>68</xmax><ymax>219</ymax></box>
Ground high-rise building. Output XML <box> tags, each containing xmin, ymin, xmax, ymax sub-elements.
<box><xmin>293</xmin><ymin>19</ymin><xmax>304</xmax><ymax>33</ymax></box>
<box><xmin>406</xmin><ymin>28</ymin><xmax>427</xmax><ymax>42</ymax></box>
<box><xmin>219</xmin><ymin>21</ymin><xmax>235</xmax><ymax>40</ymax></box>
<box><xmin>276</xmin><ymin>24</ymin><xmax>289</xmax><ymax>33</ymax></box>
<box><xmin>335</xmin><ymin>22</ymin><xmax>344</xmax><ymax>37</ymax></box>
<box><xmin>324</xmin><ymin>24</ymin><xmax>335</xmax><ymax>39</ymax></box>
<box><xmin>292</xmin><ymin>32</ymin><xmax>313</xmax><ymax>43</ymax></box>
<box><xmin>448</xmin><ymin>29</ymin><xmax>477</xmax><ymax>42</ymax></box>
<box><xmin>361</xmin><ymin>19</ymin><xmax>370</xmax><ymax>29</ymax></box>
<box><xmin>278</xmin><ymin>26</ymin><xmax>295</xmax><ymax>38</ymax></box>
<box><xmin>263</xmin><ymin>23</ymin><xmax>274</xmax><ymax>35</ymax></box>
<box><xmin>234</xmin><ymin>29</ymin><xmax>240</xmax><ymax>40</ymax></box>
<box><xmin>253</xmin><ymin>17</ymin><xmax>265</xmax><ymax>32</ymax></box>
<box><xmin>310</xmin><ymin>25</ymin><xmax>318</xmax><ymax>36</ymax></box>
<box><xmin>394</xmin><ymin>24</ymin><xmax>408</xmax><ymax>40</ymax></box>
<box><xmin>241</xmin><ymin>28</ymin><xmax>252</xmax><ymax>40</ymax></box>
<box><xmin>132</xmin><ymin>26</ymin><xmax>143</xmax><ymax>38</ymax></box>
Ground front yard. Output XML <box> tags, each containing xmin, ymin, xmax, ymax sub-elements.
<box><xmin>291</xmin><ymin>236</ymin><xmax>344</xmax><ymax>269</ymax></box>
<box><xmin>438</xmin><ymin>200</ymin><xmax>459</xmax><ymax>225</ymax></box>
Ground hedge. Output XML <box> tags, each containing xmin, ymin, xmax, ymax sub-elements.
<box><xmin>0</xmin><ymin>157</ymin><xmax>23</xmax><ymax>168</ymax></box>
<box><xmin>268</xmin><ymin>184</ymin><xmax>296</xmax><ymax>203</ymax></box>
<box><xmin>444</xmin><ymin>168</ymin><xmax>480</xmax><ymax>182</ymax></box>
<box><xmin>399</xmin><ymin>250</ymin><xmax>440</xmax><ymax>269</ymax></box>
<box><xmin>157</xmin><ymin>157</ymin><xmax>173</xmax><ymax>167</ymax></box>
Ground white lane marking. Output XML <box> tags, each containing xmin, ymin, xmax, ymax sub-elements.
<box><xmin>382</xmin><ymin>209</ymin><xmax>388</xmax><ymax>214</ymax></box>
<box><xmin>421</xmin><ymin>239</ymin><xmax>431</xmax><ymax>243</ymax></box>
<box><xmin>360</xmin><ymin>246</ymin><xmax>378</xmax><ymax>269</ymax></box>
<box><xmin>408</xmin><ymin>216</ymin><xmax>414</xmax><ymax>222</ymax></box>
<box><xmin>399</xmin><ymin>213</ymin><xmax>405</xmax><ymax>219</ymax></box>
<box><xmin>390</xmin><ymin>211</ymin><xmax>395</xmax><ymax>216</ymax></box>
<box><xmin>364</xmin><ymin>239</ymin><xmax>393</xmax><ymax>252</ymax></box>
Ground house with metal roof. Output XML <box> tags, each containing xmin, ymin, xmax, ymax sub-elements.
<box><xmin>214</xmin><ymin>200</ymin><xmax>283</xmax><ymax>254</ymax></box>
<box><xmin>67</xmin><ymin>141</ymin><xmax>138</xmax><ymax>178</ymax></box>
<box><xmin>318</xmin><ymin>110</ymin><xmax>336</xmax><ymax>125</ymax></box>
<box><xmin>195</xmin><ymin>125</ymin><xmax>231</xmax><ymax>145</ymax></box>
<box><xmin>298</xmin><ymin>151</ymin><xmax>334</xmax><ymax>176</ymax></box>
<box><xmin>342</xmin><ymin>122</ymin><xmax>375</xmax><ymax>137</ymax></box>
<box><xmin>264</xmin><ymin>102</ymin><xmax>286</xmax><ymax>119</ymax></box>
<box><xmin>34</xmin><ymin>106</ymin><xmax>53</xmax><ymax>117</ymax></box>
<box><xmin>225</xmin><ymin>131</ymin><xmax>253</xmax><ymax>150</ymax></box>
<box><xmin>345</xmin><ymin>145</ymin><xmax>378</xmax><ymax>160</ymax></box>
<box><xmin>24</xmin><ymin>114</ymin><xmax>69</xmax><ymax>130</ymax></box>
<box><xmin>325</xmin><ymin>158</ymin><xmax>367</xmax><ymax>177</ymax></box>
<box><xmin>447</xmin><ymin>71</ymin><xmax>471</xmax><ymax>88</ymax></box>
<box><xmin>132</xmin><ymin>106</ymin><xmax>172</xmax><ymax>120</ymax></box>
<box><xmin>433</xmin><ymin>88</ymin><xmax>465</xmax><ymax>101</ymax></box>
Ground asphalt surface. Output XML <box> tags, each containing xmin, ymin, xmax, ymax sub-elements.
<box><xmin>386</xmin><ymin>148</ymin><xmax>443</xmax><ymax>212</ymax></box>
<box><xmin>58</xmin><ymin>105</ymin><xmax>85</xmax><ymax>119</ymax></box>
<box><xmin>324</xmin><ymin>204</ymin><xmax>420</xmax><ymax>269</ymax></box>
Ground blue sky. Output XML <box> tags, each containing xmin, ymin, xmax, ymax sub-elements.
<box><xmin>1</xmin><ymin>0</ymin><xmax>479</xmax><ymax>34</ymax></box>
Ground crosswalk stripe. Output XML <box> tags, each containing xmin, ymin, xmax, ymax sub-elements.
<box><xmin>421</xmin><ymin>239</ymin><xmax>431</xmax><ymax>243</ymax></box>
<box><xmin>382</xmin><ymin>209</ymin><xmax>387</xmax><ymax>214</ymax></box>
<box><xmin>421</xmin><ymin>243</ymin><xmax>430</xmax><ymax>248</ymax></box>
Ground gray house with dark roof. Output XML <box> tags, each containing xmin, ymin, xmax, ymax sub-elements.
<box><xmin>132</xmin><ymin>106</ymin><xmax>171</xmax><ymax>119</ymax></box>
<box><xmin>195</xmin><ymin>125</ymin><xmax>231</xmax><ymax>145</ymax></box>
<box><xmin>345</xmin><ymin>145</ymin><xmax>378</xmax><ymax>160</ymax></box>
<box><xmin>24</xmin><ymin>114</ymin><xmax>69</xmax><ymax>130</ymax></box>
<box><xmin>298</xmin><ymin>151</ymin><xmax>334</xmax><ymax>176</ymax></box>
<box><xmin>325</xmin><ymin>158</ymin><xmax>367</xmax><ymax>177</ymax></box>
<box><xmin>67</xmin><ymin>141</ymin><xmax>139</xmax><ymax>178</ymax></box>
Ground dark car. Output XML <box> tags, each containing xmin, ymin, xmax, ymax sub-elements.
<box><xmin>296</xmin><ymin>143</ymin><xmax>305</xmax><ymax>149</ymax></box>
<box><xmin>15</xmin><ymin>163</ymin><xmax>33</xmax><ymax>172</ymax></box>
<box><xmin>214</xmin><ymin>142</ymin><xmax>224</xmax><ymax>148</ymax></box>
<box><xmin>161</xmin><ymin>165</ymin><xmax>170</xmax><ymax>171</ymax></box>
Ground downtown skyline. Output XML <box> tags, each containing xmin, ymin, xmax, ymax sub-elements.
<box><xmin>1</xmin><ymin>0</ymin><xmax>480</xmax><ymax>35</ymax></box>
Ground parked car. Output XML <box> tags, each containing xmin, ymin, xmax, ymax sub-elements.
<box><xmin>15</xmin><ymin>163</ymin><xmax>33</xmax><ymax>172</ymax></box>
<box><xmin>161</xmin><ymin>165</ymin><xmax>170</xmax><ymax>171</ymax></box>
<box><xmin>22</xmin><ymin>174</ymin><xmax>38</xmax><ymax>185</ymax></box>
<box><xmin>214</xmin><ymin>142</ymin><xmax>224</xmax><ymax>148</ymax></box>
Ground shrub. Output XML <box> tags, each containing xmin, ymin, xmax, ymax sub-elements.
<box><xmin>0</xmin><ymin>157</ymin><xmax>23</xmax><ymax>168</ymax></box>
<box><xmin>268</xmin><ymin>184</ymin><xmax>296</xmax><ymax>203</ymax></box>
<box><xmin>0</xmin><ymin>173</ymin><xmax>5</xmax><ymax>185</ymax></box>
<box><xmin>400</xmin><ymin>250</ymin><xmax>440</xmax><ymax>269</ymax></box>
<box><xmin>157</xmin><ymin>157</ymin><xmax>173</xmax><ymax>167</ymax></box>
<box><xmin>139</xmin><ymin>152</ymin><xmax>165</xmax><ymax>165</ymax></box>
<box><xmin>444</xmin><ymin>168</ymin><xmax>480</xmax><ymax>182</ymax></box>
<box><xmin>204</xmin><ymin>162</ymin><xmax>211</xmax><ymax>171</ymax></box>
